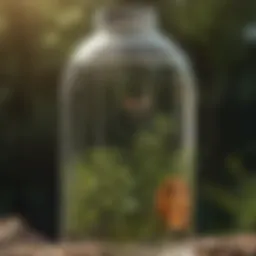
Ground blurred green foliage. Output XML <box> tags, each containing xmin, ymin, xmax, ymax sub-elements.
<box><xmin>0</xmin><ymin>0</ymin><xmax>256</xmax><ymax>236</ymax></box>
<box><xmin>69</xmin><ymin>115</ymin><xmax>182</xmax><ymax>239</ymax></box>
<box><xmin>205</xmin><ymin>155</ymin><xmax>256</xmax><ymax>232</ymax></box>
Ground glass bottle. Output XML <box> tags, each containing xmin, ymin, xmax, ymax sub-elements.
<box><xmin>60</xmin><ymin>3</ymin><xmax>197</xmax><ymax>241</ymax></box>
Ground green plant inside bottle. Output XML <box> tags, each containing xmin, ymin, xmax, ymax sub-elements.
<box><xmin>65</xmin><ymin>114</ymin><xmax>194</xmax><ymax>240</ymax></box>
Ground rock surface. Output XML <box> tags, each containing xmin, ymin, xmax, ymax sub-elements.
<box><xmin>0</xmin><ymin>217</ymin><xmax>255</xmax><ymax>256</ymax></box>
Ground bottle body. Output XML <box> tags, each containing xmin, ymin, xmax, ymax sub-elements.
<box><xmin>60</xmin><ymin>5</ymin><xmax>197</xmax><ymax>240</ymax></box>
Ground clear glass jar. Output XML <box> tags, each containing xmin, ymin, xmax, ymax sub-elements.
<box><xmin>60</xmin><ymin>3</ymin><xmax>197</xmax><ymax>240</ymax></box>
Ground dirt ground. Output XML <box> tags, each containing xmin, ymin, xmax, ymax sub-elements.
<box><xmin>0</xmin><ymin>217</ymin><xmax>255</xmax><ymax>256</ymax></box>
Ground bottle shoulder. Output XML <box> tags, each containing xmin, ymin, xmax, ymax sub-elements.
<box><xmin>69</xmin><ymin>30</ymin><xmax>192</xmax><ymax>70</ymax></box>
<box><xmin>61</xmin><ymin>31</ymin><xmax>197</xmax><ymax>101</ymax></box>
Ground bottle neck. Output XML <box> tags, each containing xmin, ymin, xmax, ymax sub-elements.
<box><xmin>93</xmin><ymin>4</ymin><xmax>158</xmax><ymax>34</ymax></box>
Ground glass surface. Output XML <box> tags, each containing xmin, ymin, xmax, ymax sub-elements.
<box><xmin>60</xmin><ymin>4</ymin><xmax>197</xmax><ymax>241</ymax></box>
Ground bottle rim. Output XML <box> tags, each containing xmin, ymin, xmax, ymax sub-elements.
<box><xmin>93</xmin><ymin>3</ymin><xmax>158</xmax><ymax>31</ymax></box>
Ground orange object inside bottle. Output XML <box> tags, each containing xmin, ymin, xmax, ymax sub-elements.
<box><xmin>155</xmin><ymin>177</ymin><xmax>191</xmax><ymax>232</ymax></box>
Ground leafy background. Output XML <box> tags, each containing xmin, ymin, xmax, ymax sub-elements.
<box><xmin>0</xmin><ymin>0</ymin><xmax>256</xmax><ymax>239</ymax></box>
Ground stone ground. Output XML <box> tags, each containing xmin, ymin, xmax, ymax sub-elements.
<box><xmin>0</xmin><ymin>216</ymin><xmax>255</xmax><ymax>256</ymax></box>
